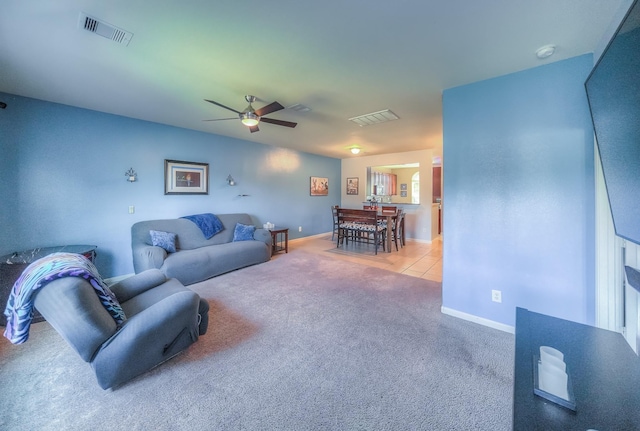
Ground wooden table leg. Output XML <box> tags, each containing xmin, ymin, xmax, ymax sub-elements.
<box><xmin>284</xmin><ymin>229</ymin><xmax>288</xmax><ymax>253</ymax></box>
<box><xmin>386</xmin><ymin>215</ymin><xmax>393</xmax><ymax>253</ymax></box>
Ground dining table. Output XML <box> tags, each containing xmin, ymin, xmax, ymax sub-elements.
<box><xmin>341</xmin><ymin>207</ymin><xmax>400</xmax><ymax>253</ymax></box>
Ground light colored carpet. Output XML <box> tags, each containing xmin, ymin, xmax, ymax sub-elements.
<box><xmin>0</xmin><ymin>250</ymin><xmax>514</xmax><ymax>430</ymax></box>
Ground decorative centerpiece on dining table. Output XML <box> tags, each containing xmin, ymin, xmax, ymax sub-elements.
<box><xmin>367</xmin><ymin>195</ymin><xmax>379</xmax><ymax>210</ymax></box>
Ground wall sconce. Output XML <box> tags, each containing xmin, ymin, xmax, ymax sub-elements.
<box><xmin>125</xmin><ymin>168</ymin><xmax>137</xmax><ymax>183</ymax></box>
<box><xmin>226</xmin><ymin>174</ymin><xmax>236</xmax><ymax>186</ymax></box>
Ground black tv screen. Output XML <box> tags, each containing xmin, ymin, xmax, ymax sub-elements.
<box><xmin>585</xmin><ymin>0</ymin><xmax>640</xmax><ymax>245</ymax></box>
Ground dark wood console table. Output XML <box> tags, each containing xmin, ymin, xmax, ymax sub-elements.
<box><xmin>514</xmin><ymin>307</ymin><xmax>640</xmax><ymax>430</ymax></box>
<box><xmin>0</xmin><ymin>245</ymin><xmax>97</xmax><ymax>326</ymax></box>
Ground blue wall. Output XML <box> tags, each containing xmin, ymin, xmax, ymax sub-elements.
<box><xmin>442</xmin><ymin>54</ymin><xmax>596</xmax><ymax>327</ymax></box>
<box><xmin>0</xmin><ymin>92</ymin><xmax>340</xmax><ymax>277</ymax></box>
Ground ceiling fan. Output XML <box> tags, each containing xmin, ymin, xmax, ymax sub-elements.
<box><xmin>204</xmin><ymin>95</ymin><xmax>297</xmax><ymax>133</ymax></box>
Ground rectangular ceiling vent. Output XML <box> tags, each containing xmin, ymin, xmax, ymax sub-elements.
<box><xmin>287</xmin><ymin>103</ymin><xmax>312</xmax><ymax>113</ymax></box>
<box><xmin>78</xmin><ymin>12</ymin><xmax>133</xmax><ymax>46</ymax></box>
<box><xmin>348</xmin><ymin>109</ymin><xmax>399</xmax><ymax>127</ymax></box>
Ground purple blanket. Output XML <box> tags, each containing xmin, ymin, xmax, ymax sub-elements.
<box><xmin>3</xmin><ymin>252</ymin><xmax>126</xmax><ymax>344</ymax></box>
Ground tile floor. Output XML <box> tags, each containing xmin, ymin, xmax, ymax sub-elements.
<box><xmin>286</xmin><ymin>233</ymin><xmax>443</xmax><ymax>283</ymax></box>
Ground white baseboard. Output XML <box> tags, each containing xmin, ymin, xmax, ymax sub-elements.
<box><xmin>290</xmin><ymin>232</ymin><xmax>329</xmax><ymax>243</ymax></box>
<box><xmin>441</xmin><ymin>306</ymin><xmax>515</xmax><ymax>334</ymax></box>
<box><xmin>406</xmin><ymin>238</ymin><xmax>433</xmax><ymax>244</ymax></box>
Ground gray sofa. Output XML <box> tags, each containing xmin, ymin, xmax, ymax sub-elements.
<box><xmin>131</xmin><ymin>213</ymin><xmax>271</xmax><ymax>286</ymax></box>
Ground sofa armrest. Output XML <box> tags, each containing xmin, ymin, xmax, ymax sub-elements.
<box><xmin>132</xmin><ymin>245</ymin><xmax>166</xmax><ymax>273</ymax></box>
<box><xmin>109</xmin><ymin>269</ymin><xmax>168</xmax><ymax>303</ymax></box>
<box><xmin>253</xmin><ymin>228</ymin><xmax>273</xmax><ymax>253</ymax></box>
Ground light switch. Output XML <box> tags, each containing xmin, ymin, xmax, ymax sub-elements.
<box><xmin>128</xmin><ymin>206</ymin><xmax>135</xmax><ymax>214</ymax></box>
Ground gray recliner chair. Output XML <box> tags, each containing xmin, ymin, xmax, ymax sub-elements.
<box><xmin>33</xmin><ymin>269</ymin><xmax>209</xmax><ymax>389</ymax></box>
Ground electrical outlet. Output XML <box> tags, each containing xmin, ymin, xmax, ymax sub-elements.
<box><xmin>298</xmin><ymin>226</ymin><xmax>302</xmax><ymax>232</ymax></box>
<box><xmin>492</xmin><ymin>290</ymin><xmax>502</xmax><ymax>303</ymax></box>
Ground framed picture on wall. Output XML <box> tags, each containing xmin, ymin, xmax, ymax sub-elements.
<box><xmin>164</xmin><ymin>159</ymin><xmax>209</xmax><ymax>195</ymax></box>
<box><xmin>401</xmin><ymin>191</ymin><xmax>408</xmax><ymax>197</ymax></box>
<box><xmin>346</xmin><ymin>177</ymin><xmax>359</xmax><ymax>195</ymax></box>
<box><xmin>310</xmin><ymin>176</ymin><xmax>329</xmax><ymax>196</ymax></box>
<box><xmin>400</xmin><ymin>183</ymin><xmax>407</xmax><ymax>191</ymax></box>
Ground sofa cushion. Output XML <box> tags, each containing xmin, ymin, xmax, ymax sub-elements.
<box><xmin>161</xmin><ymin>241</ymin><xmax>270</xmax><ymax>286</ymax></box>
<box><xmin>149</xmin><ymin>230</ymin><xmax>177</xmax><ymax>253</ymax></box>
<box><xmin>233</xmin><ymin>223</ymin><xmax>256</xmax><ymax>242</ymax></box>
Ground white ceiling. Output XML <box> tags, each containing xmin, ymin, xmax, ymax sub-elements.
<box><xmin>0</xmin><ymin>0</ymin><xmax>626</xmax><ymax>159</ymax></box>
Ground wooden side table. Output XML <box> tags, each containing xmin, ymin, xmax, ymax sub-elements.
<box><xmin>268</xmin><ymin>227</ymin><xmax>289</xmax><ymax>254</ymax></box>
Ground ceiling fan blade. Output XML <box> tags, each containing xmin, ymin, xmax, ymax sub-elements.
<box><xmin>260</xmin><ymin>117</ymin><xmax>298</xmax><ymax>128</ymax></box>
<box><xmin>202</xmin><ymin>117</ymin><xmax>238</xmax><ymax>122</ymax></box>
<box><xmin>255</xmin><ymin>101</ymin><xmax>284</xmax><ymax>117</ymax></box>
<box><xmin>249</xmin><ymin>125</ymin><xmax>260</xmax><ymax>133</ymax></box>
<box><xmin>204</xmin><ymin>99</ymin><xmax>242</xmax><ymax>114</ymax></box>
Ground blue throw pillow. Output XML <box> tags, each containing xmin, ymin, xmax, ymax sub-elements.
<box><xmin>149</xmin><ymin>230</ymin><xmax>177</xmax><ymax>253</ymax></box>
<box><xmin>233</xmin><ymin>223</ymin><xmax>256</xmax><ymax>242</ymax></box>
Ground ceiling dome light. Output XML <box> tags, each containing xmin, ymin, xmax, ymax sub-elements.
<box><xmin>241</xmin><ymin>112</ymin><xmax>260</xmax><ymax>127</ymax></box>
<box><xmin>350</xmin><ymin>147</ymin><xmax>361</xmax><ymax>154</ymax></box>
<box><xmin>536</xmin><ymin>44</ymin><xmax>556</xmax><ymax>59</ymax></box>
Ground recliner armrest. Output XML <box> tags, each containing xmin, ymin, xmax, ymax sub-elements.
<box><xmin>109</xmin><ymin>269</ymin><xmax>168</xmax><ymax>303</ymax></box>
<box><xmin>91</xmin><ymin>289</ymin><xmax>200</xmax><ymax>389</ymax></box>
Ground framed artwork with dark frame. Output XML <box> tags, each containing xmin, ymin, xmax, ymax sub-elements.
<box><xmin>346</xmin><ymin>177</ymin><xmax>359</xmax><ymax>195</ymax></box>
<box><xmin>400</xmin><ymin>183</ymin><xmax>407</xmax><ymax>191</ymax></box>
<box><xmin>310</xmin><ymin>176</ymin><xmax>329</xmax><ymax>196</ymax></box>
<box><xmin>164</xmin><ymin>159</ymin><xmax>209</xmax><ymax>195</ymax></box>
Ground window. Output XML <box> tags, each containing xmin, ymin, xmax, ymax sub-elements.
<box><xmin>412</xmin><ymin>172</ymin><xmax>419</xmax><ymax>204</ymax></box>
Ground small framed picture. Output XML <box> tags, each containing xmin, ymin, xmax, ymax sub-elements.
<box><xmin>400</xmin><ymin>183</ymin><xmax>407</xmax><ymax>191</ymax></box>
<box><xmin>401</xmin><ymin>191</ymin><xmax>408</xmax><ymax>197</ymax></box>
<box><xmin>310</xmin><ymin>176</ymin><xmax>329</xmax><ymax>196</ymax></box>
<box><xmin>346</xmin><ymin>177</ymin><xmax>359</xmax><ymax>195</ymax></box>
<box><xmin>165</xmin><ymin>159</ymin><xmax>209</xmax><ymax>195</ymax></box>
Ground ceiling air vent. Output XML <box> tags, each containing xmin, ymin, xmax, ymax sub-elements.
<box><xmin>348</xmin><ymin>109</ymin><xmax>399</xmax><ymax>126</ymax></box>
<box><xmin>287</xmin><ymin>103</ymin><xmax>312</xmax><ymax>113</ymax></box>
<box><xmin>78</xmin><ymin>12</ymin><xmax>133</xmax><ymax>46</ymax></box>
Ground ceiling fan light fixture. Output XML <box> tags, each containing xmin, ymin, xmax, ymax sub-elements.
<box><xmin>204</xmin><ymin>96</ymin><xmax>296</xmax><ymax>132</ymax></box>
<box><xmin>241</xmin><ymin>112</ymin><xmax>260</xmax><ymax>127</ymax></box>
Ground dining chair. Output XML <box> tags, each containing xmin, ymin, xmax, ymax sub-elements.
<box><xmin>382</xmin><ymin>208</ymin><xmax>402</xmax><ymax>251</ymax></box>
<box><xmin>392</xmin><ymin>209</ymin><xmax>405</xmax><ymax>250</ymax></box>
<box><xmin>381</xmin><ymin>205</ymin><xmax>397</xmax><ymax>213</ymax></box>
<box><xmin>331</xmin><ymin>205</ymin><xmax>339</xmax><ymax>241</ymax></box>
<box><xmin>336</xmin><ymin>208</ymin><xmax>385</xmax><ymax>254</ymax></box>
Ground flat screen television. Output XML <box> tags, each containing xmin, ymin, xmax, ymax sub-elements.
<box><xmin>585</xmin><ymin>0</ymin><xmax>640</xmax><ymax>245</ymax></box>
